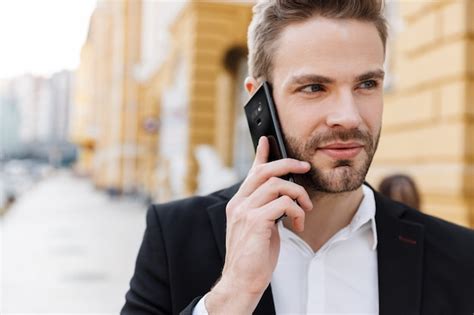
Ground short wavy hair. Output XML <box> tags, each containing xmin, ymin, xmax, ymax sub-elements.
<box><xmin>247</xmin><ymin>0</ymin><xmax>388</xmax><ymax>81</ymax></box>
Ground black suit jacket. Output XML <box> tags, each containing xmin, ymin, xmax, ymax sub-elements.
<box><xmin>121</xmin><ymin>182</ymin><xmax>474</xmax><ymax>315</ymax></box>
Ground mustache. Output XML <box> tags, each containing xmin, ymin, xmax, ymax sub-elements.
<box><xmin>304</xmin><ymin>128</ymin><xmax>373</xmax><ymax>151</ymax></box>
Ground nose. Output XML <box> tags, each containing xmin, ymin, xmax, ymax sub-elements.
<box><xmin>325</xmin><ymin>90</ymin><xmax>362</xmax><ymax>129</ymax></box>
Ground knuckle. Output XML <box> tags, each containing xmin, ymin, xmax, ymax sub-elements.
<box><xmin>268</xmin><ymin>176</ymin><xmax>280</xmax><ymax>186</ymax></box>
<box><xmin>226</xmin><ymin>197</ymin><xmax>240</xmax><ymax>215</ymax></box>
<box><xmin>226</xmin><ymin>198</ymin><xmax>235</xmax><ymax>210</ymax></box>
<box><xmin>249</xmin><ymin>164</ymin><xmax>264</xmax><ymax>178</ymax></box>
<box><xmin>281</xmin><ymin>195</ymin><xmax>293</xmax><ymax>205</ymax></box>
<box><xmin>297</xmin><ymin>185</ymin><xmax>307</xmax><ymax>196</ymax></box>
<box><xmin>235</xmin><ymin>202</ymin><xmax>246</xmax><ymax>216</ymax></box>
<box><xmin>230</xmin><ymin>207</ymin><xmax>243</xmax><ymax>223</ymax></box>
<box><xmin>228</xmin><ymin>200</ymin><xmax>245</xmax><ymax>219</ymax></box>
<box><xmin>297</xmin><ymin>206</ymin><xmax>305</xmax><ymax>216</ymax></box>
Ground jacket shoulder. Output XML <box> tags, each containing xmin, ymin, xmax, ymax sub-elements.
<box><xmin>402</xmin><ymin>206</ymin><xmax>474</xmax><ymax>262</ymax></box>
<box><xmin>403</xmin><ymin>206</ymin><xmax>474</xmax><ymax>241</ymax></box>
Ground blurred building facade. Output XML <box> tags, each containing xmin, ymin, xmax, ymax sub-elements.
<box><xmin>72</xmin><ymin>0</ymin><xmax>253</xmax><ymax>198</ymax></box>
<box><xmin>71</xmin><ymin>0</ymin><xmax>143</xmax><ymax>192</ymax></box>
<box><xmin>0</xmin><ymin>72</ymin><xmax>74</xmax><ymax>163</ymax></box>
<box><xmin>0</xmin><ymin>80</ymin><xmax>21</xmax><ymax>157</ymax></box>
<box><xmin>368</xmin><ymin>0</ymin><xmax>474</xmax><ymax>227</ymax></box>
<box><xmin>72</xmin><ymin>0</ymin><xmax>473</xmax><ymax>227</ymax></box>
<box><xmin>9</xmin><ymin>75</ymin><xmax>42</xmax><ymax>144</ymax></box>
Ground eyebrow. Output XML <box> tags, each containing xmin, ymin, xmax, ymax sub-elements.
<box><xmin>356</xmin><ymin>69</ymin><xmax>385</xmax><ymax>82</ymax></box>
<box><xmin>286</xmin><ymin>69</ymin><xmax>385</xmax><ymax>86</ymax></box>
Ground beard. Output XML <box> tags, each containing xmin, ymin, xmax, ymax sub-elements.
<box><xmin>284</xmin><ymin>127</ymin><xmax>380</xmax><ymax>194</ymax></box>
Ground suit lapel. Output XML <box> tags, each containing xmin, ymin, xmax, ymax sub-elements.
<box><xmin>206</xmin><ymin>200</ymin><xmax>227</xmax><ymax>262</ymax></box>
<box><xmin>206</xmin><ymin>183</ymin><xmax>276</xmax><ymax>314</ymax></box>
<box><xmin>374</xmin><ymin>192</ymin><xmax>424</xmax><ymax>315</ymax></box>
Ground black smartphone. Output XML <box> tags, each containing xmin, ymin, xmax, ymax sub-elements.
<box><xmin>244</xmin><ymin>81</ymin><xmax>294</xmax><ymax>183</ymax></box>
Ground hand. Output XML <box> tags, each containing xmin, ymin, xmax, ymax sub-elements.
<box><xmin>206</xmin><ymin>136</ymin><xmax>313</xmax><ymax>314</ymax></box>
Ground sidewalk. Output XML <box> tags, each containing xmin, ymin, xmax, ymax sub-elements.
<box><xmin>0</xmin><ymin>171</ymin><xmax>147</xmax><ymax>314</ymax></box>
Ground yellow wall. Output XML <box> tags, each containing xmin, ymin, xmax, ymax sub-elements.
<box><xmin>73</xmin><ymin>0</ymin><xmax>143</xmax><ymax>193</ymax></box>
<box><xmin>368</xmin><ymin>0</ymin><xmax>474</xmax><ymax>227</ymax></box>
<box><xmin>71</xmin><ymin>40</ymin><xmax>96</xmax><ymax>176</ymax></box>
<box><xmin>136</xmin><ymin>71</ymin><xmax>161</xmax><ymax>199</ymax></box>
<box><xmin>466</xmin><ymin>0</ymin><xmax>474</xmax><ymax>227</ymax></box>
<box><xmin>161</xmin><ymin>2</ymin><xmax>253</xmax><ymax>195</ymax></box>
<box><xmin>120</xmin><ymin>0</ymin><xmax>142</xmax><ymax>193</ymax></box>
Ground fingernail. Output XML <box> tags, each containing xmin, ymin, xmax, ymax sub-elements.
<box><xmin>301</xmin><ymin>161</ymin><xmax>310</xmax><ymax>167</ymax></box>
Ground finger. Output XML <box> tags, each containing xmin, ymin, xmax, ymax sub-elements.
<box><xmin>239</xmin><ymin>158</ymin><xmax>310</xmax><ymax>197</ymax></box>
<box><xmin>252</xmin><ymin>136</ymin><xmax>269</xmax><ymax>167</ymax></box>
<box><xmin>246</xmin><ymin>177</ymin><xmax>313</xmax><ymax>211</ymax></box>
<box><xmin>257</xmin><ymin>195</ymin><xmax>306</xmax><ymax>232</ymax></box>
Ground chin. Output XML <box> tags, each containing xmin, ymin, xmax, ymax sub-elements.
<box><xmin>298</xmin><ymin>159</ymin><xmax>369</xmax><ymax>194</ymax></box>
<box><xmin>322</xmin><ymin>166</ymin><xmax>365</xmax><ymax>192</ymax></box>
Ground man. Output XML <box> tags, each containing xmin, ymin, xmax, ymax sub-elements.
<box><xmin>122</xmin><ymin>1</ymin><xmax>474</xmax><ymax>314</ymax></box>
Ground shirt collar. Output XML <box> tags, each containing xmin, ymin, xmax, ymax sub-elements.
<box><xmin>354</xmin><ymin>184</ymin><xmax>378</xmax><ymax>250</ymax></box>
<box><xmin>278</xmin><ymin>184</ymin><xmax>378</xmax><ymax>251</ymax></box>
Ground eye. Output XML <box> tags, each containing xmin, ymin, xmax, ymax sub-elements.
<box><xmin>358</xmin><ymin>80</ymin><xmax>378</xmax><ymax>89</ymax></box>
<box><xmin>300</xmin><ymin>84</ymin><xmax>325</xmax><ymax>93</ymax></box>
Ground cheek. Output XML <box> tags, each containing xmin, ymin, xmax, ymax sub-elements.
<box><xmin>277</xmin><ymin>105</ymin><xmax>319</xmax><ymax>139</ymax></box>
<box><xmin>274</xmin><ymin>95</ymin><xmax>327</xmax><ymax>139</ymax></box>
<box><xmin>274</xmin><ymin>97</ymin><xmax>299</xmax><ymax>136</ymax></box>
<box><xmin>358</xmin><ymin>96</ymin><xmax>383</xmax><ymax>132</ymax></box>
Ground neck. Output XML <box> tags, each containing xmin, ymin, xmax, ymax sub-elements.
<box><xmin>283</xmin><ymin>185</ymin><xmax>364</xmax><ymax>252</ymax></box>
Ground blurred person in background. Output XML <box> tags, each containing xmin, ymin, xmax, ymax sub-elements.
<box><xmin>378</xmin><ymin>174</ymin><xmax>421</xmax><ymax>210</ymax></box>
<box><xmin>122</xmin><ymin>1</ymin><xmax>474</xmax><ymax>314</ymax></box>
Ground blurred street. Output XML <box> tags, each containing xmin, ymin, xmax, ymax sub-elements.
<box><xmin>0</xmin><ymin>170</ymin><xmax>146</xmax><ymax>314</ymax></box>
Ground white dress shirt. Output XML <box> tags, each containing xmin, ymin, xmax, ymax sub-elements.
<box><xmin>194</xmin><ymin>185</ymin><xmax>378</xmax><ymax>315</ymax></box>
<box><xmin>271</xmin><ymin>184</ymin><xmax>378</xmax><ymax>314</ymax></box>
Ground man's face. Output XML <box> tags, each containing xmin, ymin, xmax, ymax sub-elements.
<box><xmin>270</xmin><ymin>17</ymin><xmax>385</xmax><ymax>194</ymax></box>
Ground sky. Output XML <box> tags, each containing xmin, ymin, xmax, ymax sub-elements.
<box><xmin>0</xmin><ymin>0</ymin><xmax>97</xmax><ymax>79</ymax></box>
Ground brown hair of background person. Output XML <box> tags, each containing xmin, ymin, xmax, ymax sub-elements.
<box><xmin>378</xmin><ymin>174</ymin><xmax>421</xmax><ymax>210</ymax></box>
<box><xmin>247</xmin><ymin>0</ymin><xmax>388</xmax><ymax>82</ymax></box>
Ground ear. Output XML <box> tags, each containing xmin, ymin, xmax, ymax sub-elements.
<box><xmin>244</xmin><ymin>76</ymin><xmax>259</xmax><ymax>96</ymax></box>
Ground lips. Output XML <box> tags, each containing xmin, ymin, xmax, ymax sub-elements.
<box><xmin>318</xmin><ymin>142</ymin><xmax>364</xmax><ymax>159</ymax></box>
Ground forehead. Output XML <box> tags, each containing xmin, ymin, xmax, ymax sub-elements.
<box><xmin>271</xmin><ymin>17</ymin><xmax>385</xmax><ymax>85</ymax></box>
